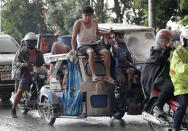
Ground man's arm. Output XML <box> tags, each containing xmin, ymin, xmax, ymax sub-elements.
<box><xmin>71</xmin><ymin>20</ymin><xmax>81</xmax><ymax>51</ymax></box>
<box><xmin>111</xmin><ymin>44</ymin><xmax>118</xmax><ymax>57</ymax></box>
<box><xmin>95</xmin><ymin>20</ymin><xmax>111</xmax><ymax>36</ymax></box>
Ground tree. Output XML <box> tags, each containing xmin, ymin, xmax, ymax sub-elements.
<box><xmin>134</xmin><ymin>0</ymin><xmax>178</xmax><ymax>29</ymax></box>
<box><xmin>179</xmin><ymin>0</ymin><xmax>188</xmax><ymax>26</ymax></box>
<box><xmin>92</xmin><ymin>0</ymin><xmax>110</xmax><ymax>23</ymax></box>
<box><xmin>44</xmin><ymin>0</ymin><xmax>111</xmax><ymax>34</ymax></box>
<box><xmin>112</xmin><ymin>0</ymin><xmax>145</xmax><ymax>25</ymax></box>
<box><xmin>2</xmin><ymin>0</ymin><xmax>47</xmax><ymax>41</ymax></box>
<box><xmin>43</xmin><ymin>0</ymin><xmax>84</xmax><ymax>35</ymax></box>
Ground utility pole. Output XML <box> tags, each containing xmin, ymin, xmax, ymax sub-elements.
<box><xmin>90</xmin><ymin>0</ymin><xmax>93</xmax><ymax>7</ymax></box>
<box><xmin>148</xmin><ymin>0</ymin><xmax>156</xmax><ymax>29</ymax></box>
<box><xmin>0</xmin><ymin>0</ymin><xmax>2</xmax><ymax>32</ymax></box>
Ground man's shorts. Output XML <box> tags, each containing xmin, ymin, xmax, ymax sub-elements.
<box><xmin>78</xmin><ymin>43</ymin><xmax>105</xmax><ymax>55</ymax></box>
<box><xmin>15</xmin><ymin>79</ymin><xmax>20</xmax><ymax>83</ymax></box>
<box><xmin>18</xmin><ymin>76</ymin><xmax>33</xmax><ymax>91</ymax></box>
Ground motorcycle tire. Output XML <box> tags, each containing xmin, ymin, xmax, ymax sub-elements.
<box><xmin>23</xmin><ymin>108</ymin><xmax>29</xmax><ymax>114</ymax></box>
<box><xmin>148</xmin><ymin>99</ymin><xmax>172</xmax><ymax>131</ymax></box>
<box><xmin>113</xmin><ymin>110</ymin><xmax>125</xmax><ymax>119</ymax></box>
<box><xmin>41</xmin><ymin>97</ymin><xmax>56</xmax><ymax>125</ymax></box>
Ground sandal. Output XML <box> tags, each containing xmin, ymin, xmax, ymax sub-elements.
<box><xmin>92</xmin><ymin>77</ymin><xmax>101</xmax><ymax>82</ymax></box>
<box><xmin>104</xmin><ymin>77</ymin><xmax>117</xmax><ymax>85</ymax></box>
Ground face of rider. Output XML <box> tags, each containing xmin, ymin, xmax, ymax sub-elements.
<box><xmin>159</xmin><ymin>37</ymin><xmax>170</xmax><ymax>48</ymax></box>
<box><xmin>111</xmin><ymin>34</ymin><xmax>118</xmax><ymax>43</ymax></box>
<box><xmin>82</xmin><ymin>13</ymin><xmax>92</xmax><ymax>23</ymax></box>
<box><xmin>155</xmin><ymin>29</ymin><xmax>172</xmax><ymax>49</ymax></box>
<box><xmin>26</xmin><ymin>40</ymin><xmax>37</xmax><ymax>50</ymax></box>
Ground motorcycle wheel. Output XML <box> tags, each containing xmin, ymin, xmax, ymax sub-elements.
<box><xmin>113</xmin><ymin>110</ymin><xmax>125</xmax><ymax>119</ymax></box>
<box><xmin>42</xmin><ymin>97</ymin><xmax>56</xmax><ymax>125</ymax></box>
<box><xmin>148</xmin><ymin>99</ymin><xmax>172</xmax><ymax>131</ymax></box>
<box><xmin>23</xmin><ymin>108</ymin><xmax>29</xmax><ymax>114</ymax></box>
<box><xmin>38</xmin><ymin>105</ymin><xmax>43</xmax><ymax>119</ymax></box>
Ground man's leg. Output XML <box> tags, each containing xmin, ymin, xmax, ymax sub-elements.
<box><xmin>127</xmin><ymin>68</ymin><xmax>134</xmax><ymax>90</ymax></box>
<box><xmin>14</xmin><ymin>80</ymin><xmax>19</xmax><ymax>93</ymax></box>
<box><xmin>11</xmin><ymin>78</ymin><xmax>32</xmax><ymax>118</ymax></box>
<box><xmin>157</xmin><ymin>83</ymin><xmax>174</xmax><ymax>109</ymax></box>
<box><xmin>173</xmin><ymin>94</ymin><xmax>188</xmax><ymax>130</ymax></box>
<box><xmin>99</xmin><ymin>49</ymin><xmax>111</xmax><ymax>77</ymax></box>
<box><xmin>154</xmin><ymin>76</ymin><xmax>174</xmax><ymax>115</ymax></box>
<box><xmin>86</xmin><ymin>48</ymin><xmax>100</xmax><ymax>81</ymax></box>
<box><xmin>11</xmin><ymin>88</ymin><xmax>24</xmax><ymax>118</ymax></box>
<box><xmin>119</xmin><ymin>73</ymin><xmax>127</xmax><ymax>108</ymax></box>
<box><xmin>99</xmin><ymin>49</ymin><xmax>116</xmax><ymax>84</ymax></box>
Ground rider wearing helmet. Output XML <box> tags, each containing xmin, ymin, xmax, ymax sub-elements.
<box><xmin>11</xmin><ymin>32</ymin><xmax>45</xmax><ymax>118</ymax></box>
<box><xmin>141</xmin><ymin>29</ymin><xmax>174</xmax><ymax>115</ymax></box>
<box><xmin>170</xmin><ymin>29</ymin><xmax>188</xmax><ymax>131</ymax></box>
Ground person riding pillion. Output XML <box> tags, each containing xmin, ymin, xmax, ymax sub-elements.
<box><xmin>141</xmin><ymin>29</ymin><xmax>174</xmax><ymax>115</ymax></box>
<box><xmin>11</xmin><ymin>32</ymin><xmax>45</xmax><ymax>118</ymax></box>
<box><xmin>170</xmin><ymin>29</ymin><xmax>188</xmax><ymax>131</ymax></box>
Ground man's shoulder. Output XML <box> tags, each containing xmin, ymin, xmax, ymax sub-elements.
<box><xmin>76</xmin><ymin>19</ymin><xmax>82</xmax><ymax>24</ymax></box>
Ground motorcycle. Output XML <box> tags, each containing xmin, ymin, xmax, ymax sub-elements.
<box><xmin>18</xmin><ymin>64</ymin><xmax>47</xmax><ymax>114</ymax></box>
<box><xmin>142</xmin><ymin>88</ymin><xmax>188</xmax><ymax>131</ymax></box>
<box><xmin>112</xmin><ymin>67</ymin><xmax>144</xmax><ymax>119</ymax></box>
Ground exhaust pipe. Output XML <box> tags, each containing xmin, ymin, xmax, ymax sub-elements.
<box><xmin>142</xmin><ymin>112</ymin><xmax>169</xmax><ymax>126</ymax></box>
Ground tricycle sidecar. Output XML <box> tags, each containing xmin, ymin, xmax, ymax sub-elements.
<box><xmin>38</xmin><ymin>53</ymin><xmax>116</xmax><ymax>125</ymax></box>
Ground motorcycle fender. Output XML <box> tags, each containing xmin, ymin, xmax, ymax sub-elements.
<box><xmin>39</xmin><ymin>85</ymin><xmax>59</xmax><ymax>104</ymax></box>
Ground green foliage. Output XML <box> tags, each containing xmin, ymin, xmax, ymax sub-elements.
<box><xmin>180</xmin><ymin>0</ymin><xmax>188</xmax><ymax>11</ymax></box>
<box><xmin>93</xmin><ymin>0</ymin><xmax>110</xmax><ymax>23</ymax></box>
<box><xmin>44</xmin><ymin>0</ymin><xmax>83</xmax><ymax>35</ymax></box>
<box><xmin>134</xmin><ymin>0</ymin><xmax>178</xmax><ymax>29</ymax></box>
<box><xmin>2</xmin><ymin>0</ymin><xmax>46</xmax><ymax>42</ymax></box>
<box><xmin>179</xmin><ymin>0</ymin><xmax>188</xmax><ymax>26</ymax></box>
<box><xmin>111</xmin><ymin>0</ymin><xmax>145</xmax><ymax>25</ymax></box>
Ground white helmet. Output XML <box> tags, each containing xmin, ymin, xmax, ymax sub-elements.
<box><xmin>155</xmin><ymin>29</ymin><xmax>172</xmax><ymax>48</ymax></box>
<box><xmin>180</xmin><ymin>29</ymin><xmax>188</xmax><ymax>46</ymax></box>
<box><xmin>24</xmin><ymin>32</ymin><xmax>37</xmax><ymax>41</ymax></box>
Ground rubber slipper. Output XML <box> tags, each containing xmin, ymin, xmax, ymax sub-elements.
<box><xmin>104</xmin><ymin>78</ymin><xmax>117</xmax><ymax>85</ymax></box>
<box><xmin>92</xmin><ymin>77</ymin><xmax>100</xmax><ymax>82</ymax></box>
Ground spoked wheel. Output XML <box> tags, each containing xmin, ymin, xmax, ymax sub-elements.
<box><xmin>149</xmin><ymin>100</ymin><xmax>172</xmax><ymax>131</ymax></box>
<box><xmin>23</xmin><ymin>108</ymin><xmax>29</xmax><ymax>114</ymax></box>
<box><xmin>38</xmin><ymin>104</ymin><xmax>43</xmax><ymax>119</ymax></box>
<box><xmin>113</xmin><ymin>110</ymin><xmax>125</xmax><ymax>119</ymax></box>
<box><xmin>42</xmin><ymin>97</ymin><xmax>56</xmax><ymax>125</ymax></box>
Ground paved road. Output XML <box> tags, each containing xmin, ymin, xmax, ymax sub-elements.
<box><xmin>0</xmin><ymin>100</ymin><xmax>152</xmax><ymax>131</ymax></box>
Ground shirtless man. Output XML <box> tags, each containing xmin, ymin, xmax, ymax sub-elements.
<box><xmin>71</xmin><ymin>5</ymin><xmax>116</xmax><ymax>84</ymax></box>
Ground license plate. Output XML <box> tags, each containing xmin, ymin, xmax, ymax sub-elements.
<box><xmin>1</xmin><ymin>73</ymin><xmax>12</xmax><ymax>80</ymax></box>
<box><xmin>39</xmin><ymin>74</ymin><xmax>45</xmax><ymax>79</ymax></box>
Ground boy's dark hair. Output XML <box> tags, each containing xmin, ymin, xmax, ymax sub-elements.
<box><xmin>82</xmin><ymin>6</ymin><xmax>94</xmax><ymax>15</ymax></box>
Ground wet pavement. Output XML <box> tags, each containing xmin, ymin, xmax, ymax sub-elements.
<box><xmin>0</xmin><ymin>99</ymin><xmax>152</xmax><ymax>131</ymax></box>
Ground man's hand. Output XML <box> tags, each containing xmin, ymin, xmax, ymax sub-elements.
<box><xmin>167</xmin><ymin>40</ymin><xmax>173</xmax><ymax>48</ymax></box>
<box><xmin>129</xmin><ymin>62</ymin><xmax>134</xmax><ymax>66</ymax></box>
<box><xmin>22</xmin><ymin>63</ymin><xmax>29</xmax><ymax>67</ymax></box>
<box><xmin>70</xmin><ymin>50</ymin><xmax>77</xmax><ymax>55</ymax></box>
<box><xmin>109</xmin><ymin>27</ymin><xmax>112</xmax><ymax>35</ymax></box>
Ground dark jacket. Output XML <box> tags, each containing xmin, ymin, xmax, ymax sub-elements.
<box><xmin>141</xmin><ymin>46</ymin><xmax>172</xmax><ymax>97</ymax></box>
<box><xmin>16</xmin><ymin>47</ymin><xmax>45</xmax><ymax>79</ymax></box>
